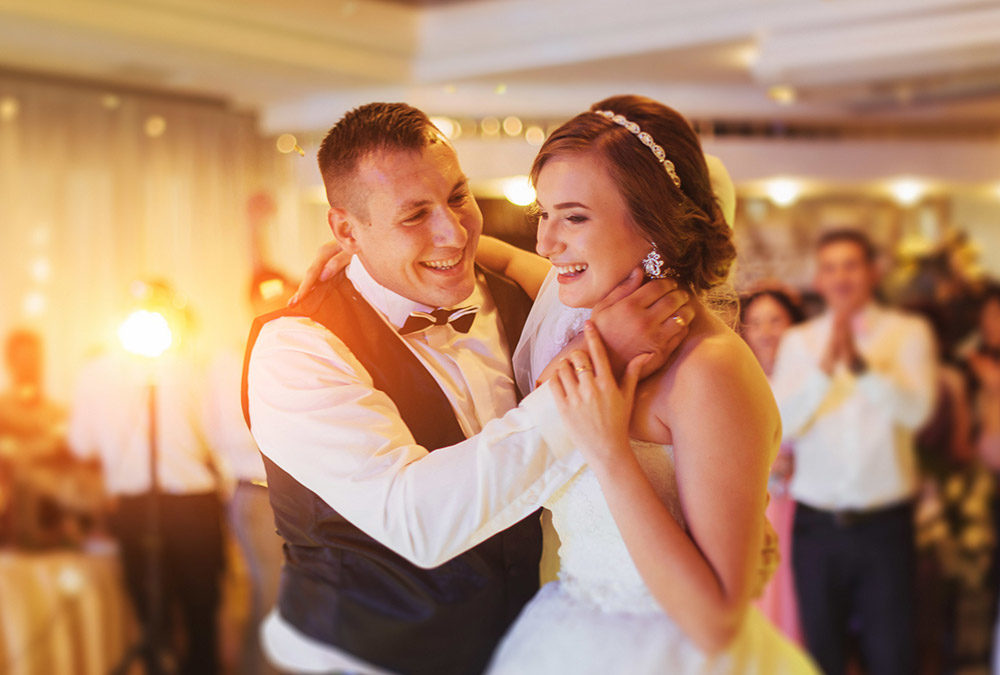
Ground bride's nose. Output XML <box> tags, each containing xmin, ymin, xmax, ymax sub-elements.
<box><xmin>535</xmin><ymin>220</ymin><xmax>563</xmax><ymax>258</ymax></box>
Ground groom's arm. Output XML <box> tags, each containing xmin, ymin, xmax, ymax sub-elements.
<box><xmin>248</xmin><ymin>316</ymin><xmax>583</xmax><ymax>569</ymax></box>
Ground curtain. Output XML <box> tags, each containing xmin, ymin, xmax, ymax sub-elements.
<box><xmin>0</xmin><ymin>71</ymin><xmax>329</xmax><ymax>399</ymax></box>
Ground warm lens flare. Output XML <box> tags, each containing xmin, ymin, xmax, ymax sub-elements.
<box><xmin>118</xmin><ymin>310</ymin><xmax>172</xmax><ymax>358</ymax></box>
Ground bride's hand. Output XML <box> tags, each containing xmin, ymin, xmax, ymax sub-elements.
<box><xmin>288</xmin><ymin>240</ymin><xmax>351</xmax><ymax>305</ymax></box>
<box><xmin>551</xmin><ymin>321</ymin><xmax>650</xmax><ymax>469</ymax></box>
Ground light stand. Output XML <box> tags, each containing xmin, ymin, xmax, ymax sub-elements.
<box><xmin>112</xmin><ymin>310</ymin><xmax>173</xmax><ymax>675</ymax></box>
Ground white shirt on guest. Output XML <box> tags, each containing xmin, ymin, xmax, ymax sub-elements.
<box><xmin>248</xmin><ymin>256</ymin><xmax>582</xmax><ymax>674</ymax></box>
<box><xmin>770</xmin><ymin>303</ymin><xmax>937</xmax><ymax>511</ymax></box>
<box><xmin>67</xmin><ymin>350</ymin><xmax>218</xmax><ymax>496</ymax></box>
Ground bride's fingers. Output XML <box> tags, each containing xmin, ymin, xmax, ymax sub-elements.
<box><xmin>319</xmin><ymin>248</ymin><xmax>352</xmax><ymax>282</ymax></box>
<box><xmin>290</xmin><ymin>240</ymin><xmax>344</xmax><ymax>305</ymax></box>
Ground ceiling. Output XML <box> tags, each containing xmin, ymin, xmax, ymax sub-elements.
<box><xmin>1</xmin><ymin>0</ymin><xmax>999</xmax><ymax>134</ymax></box>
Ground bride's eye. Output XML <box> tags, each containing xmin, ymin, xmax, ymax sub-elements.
<box><xmin>566</xmin><ymin>214</ymin><xmax>589</xmax><ymax>224</ymax></box>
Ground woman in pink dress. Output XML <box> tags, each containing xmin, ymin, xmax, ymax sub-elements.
<box><xmin>740</xmin><ymin>288</ymin><xmax>805</xmax><ymax>645</ymax></box>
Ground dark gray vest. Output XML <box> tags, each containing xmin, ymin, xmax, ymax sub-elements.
<box><xmin>241</xmin><ymin>268</ymin><xmax>539</xmax><ymax>675</ymax></box>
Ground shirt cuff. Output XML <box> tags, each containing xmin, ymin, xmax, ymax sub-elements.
<box><xmin>519</xmin><ymin>381</ymin><xmax>580</xmax><ymax>463</ymax></box>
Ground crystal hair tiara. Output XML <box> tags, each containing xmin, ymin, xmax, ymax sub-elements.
<box><xmin>593</xmin><ymin>109</ymin><xmax>681</xmax><ymax>189</ymax></box>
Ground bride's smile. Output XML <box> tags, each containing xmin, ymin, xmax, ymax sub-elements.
<box><xmin>534</xmin><ymin>150</ymin><xmax>649</xmax><ymax>309</ymax></box>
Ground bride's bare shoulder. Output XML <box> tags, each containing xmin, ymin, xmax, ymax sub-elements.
<box><xmin>638</xmin><ymin>312</ymin><xmax>776</xmax><ymax>431</ymax></box>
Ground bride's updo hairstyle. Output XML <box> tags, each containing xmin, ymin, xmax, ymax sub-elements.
<box><xmin>530</xmin><ymin>95</ymin><xmax>736</xmax><ymax>294</ymax></box>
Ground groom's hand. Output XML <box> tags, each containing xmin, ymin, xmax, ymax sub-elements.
<box><xmin>591</xmin><ymin>267</ymin><xmax>694</xmax><ymax>378</ymax></box>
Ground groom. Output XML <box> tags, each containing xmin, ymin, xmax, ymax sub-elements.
<box><xmin>242</xmin><ymin>102</ymin><xmax>693</xmax><ymax>675</ymax></box>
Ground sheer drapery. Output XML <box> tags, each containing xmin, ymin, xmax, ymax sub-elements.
<box><xmin>0</xmin><ymin>71</ymin><xmax>328</xmax><ymax>398</ymax></box>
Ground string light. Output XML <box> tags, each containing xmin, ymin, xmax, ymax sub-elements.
<box><xmin>0</xmin><ymin>96</ymin><xmax>19</xmax><ymax>122</ymax></box>
<box><xmin>276</xmin><ymin>133</ymin><xmax>305</xmax><ymax>156</ymax></box>
<box><xmin>480</xmin><ymin>117</ymin><xmax>501</xmax><ymax>136</ymax></box>
<box><xmin>502</xmin><ymin>116</ymin><xmax>523</xmax><ymax>136</ymax></box>
<box><xmin>525</xmin><ymin>126</ymin><xmax>546</xmax><ymax>146</ymax></box>
<box><xmin>144</xmin><ymin>115</ymin><xmax>166</xmax><ymax>138</ymax></box>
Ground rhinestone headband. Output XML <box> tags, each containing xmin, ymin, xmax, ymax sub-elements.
<box><xmin>593</xmin><ymin>109</ymin><xmax>681</xmax><ymax>189</ymax></box>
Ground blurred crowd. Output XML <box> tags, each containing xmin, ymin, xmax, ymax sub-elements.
<box><xmin>2</xmin><ymin>225</ymin><xmax>1000</xmax><ymax>674</ymax></box>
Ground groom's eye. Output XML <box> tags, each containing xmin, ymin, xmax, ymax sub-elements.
<box><xmin>402</xmin><ymin>209</ymin><xmax>428</xmax><ymax>225</ymax></box>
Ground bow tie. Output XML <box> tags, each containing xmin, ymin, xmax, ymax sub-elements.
<box><xmin>399</xmin><ymin>306</ymin><xmax>479</xmax><ymax>335</ymax></box>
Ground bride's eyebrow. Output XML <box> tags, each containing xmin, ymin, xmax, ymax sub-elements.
<box><xmin>553</xmin><ymin>201</ymin><xmax>589</xmax><ymax>210</ymax></box>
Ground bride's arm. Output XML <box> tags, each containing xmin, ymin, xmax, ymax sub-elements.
<box><xmin>554</xmin><ymin>323</ymin><xmax>776</xmax><ymax>654</ymax></box>
<box><xmin>475</xmin><ymin>235</ymin><xmax>550</xmax><ymax>300</ymax></box>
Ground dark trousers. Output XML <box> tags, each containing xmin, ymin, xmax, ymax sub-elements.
<box><xmin>792</xmin><ymin>501</ymin><xmax>917</xmax><ymax>675</ymax></box>
<box><xmin>112</xmin><ymin>491</ymin><xmax>224</xmax><ymax>675</ymax></box>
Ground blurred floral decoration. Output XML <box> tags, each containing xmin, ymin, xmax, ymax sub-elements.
<box><xmin>916</xmin><ymin>469</ymin><xmax>994</xmax><ymax>589</ymax></box>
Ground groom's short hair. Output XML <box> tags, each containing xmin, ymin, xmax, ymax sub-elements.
<box><xmin>317</xmin><ymin>102</ymin><xmax>444</xmax><ymax>218</ymax></box>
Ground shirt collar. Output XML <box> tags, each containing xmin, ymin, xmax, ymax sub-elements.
<box><xmin>345</xmin><ymin>255</ymin><xmax>481</xmax><ymax>332</ymax></box>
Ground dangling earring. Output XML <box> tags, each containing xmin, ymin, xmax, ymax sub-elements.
<box><xmin>642</xmin><ymin>244</ymin><xmax>674</xmax><ymax>280</ymax></box>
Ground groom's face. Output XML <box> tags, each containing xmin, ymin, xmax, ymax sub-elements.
<box><xmin>332</xmin><ymin>141</ymin><xmax>482</xmax><ymax>308</ymax></box>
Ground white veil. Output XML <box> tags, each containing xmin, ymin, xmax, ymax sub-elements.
<box><xmin>512</xmin><ymin>268</ymin><xmax>591</xmax><ymax>395</ymax></box>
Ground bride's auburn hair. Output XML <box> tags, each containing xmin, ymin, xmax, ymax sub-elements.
<box><xmin>530</xmin><ymin>95</ymin><xmax>736</xmax><ymax>294</ymax></box>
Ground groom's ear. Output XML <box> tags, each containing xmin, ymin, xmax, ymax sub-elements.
<box><xmin>329</xmin><ymin>207</ymin><xmax>361</xmax><ymax>254</ymax></box>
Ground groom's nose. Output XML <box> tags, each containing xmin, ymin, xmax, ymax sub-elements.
<box><xmin>429</xmin><ymin>206</ymin><xmax>468</xmax><ymax>249</ymax></box>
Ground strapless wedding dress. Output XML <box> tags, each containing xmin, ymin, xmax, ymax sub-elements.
<box><xmin>486</xmin><ymin>439</ymin><xmax>817</xmax><ymax>674</ymax></box>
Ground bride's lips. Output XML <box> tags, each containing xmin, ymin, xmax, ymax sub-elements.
<box><xmin>553</xmin><ymin>262</ymin><xmax>588</xmax><ymax>284</ymax></box>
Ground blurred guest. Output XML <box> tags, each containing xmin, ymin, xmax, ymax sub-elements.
<box><xmin>0</xmin><ymin>329</ymin><xmax>85</xmax><ymax>547</ymax></box>
<box><xmin>67</xmin><ymin>281</ymin><xmax>224</xmax><ymax>674</ymax></box>
<box><xmin>740</xmin><ymin>288</ymin><xmax>804</xmax><ymax>645</ymax></box>
<box><xmin>204</xmin><ymin>269</ymin><xmax>293</xmax><ymax>675</ymax></box>
<box><xmin>771</xmin><ymin>229</ymin><xmax>937</xmax><ymax>675</ymax></box>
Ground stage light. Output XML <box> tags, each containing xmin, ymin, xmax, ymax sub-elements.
<box><xmin>503</xmin><ymin>176</ymin><xmax>536</xmax><ymax>206</ymax></box>
<box><xmin>766</xmin><ymin>178</ymin><xmax>800</xmax><ymax>207</ymax></box>
<box><xmin>118</xmin><ymin>310</ymin><xmax>172</xmax><ymax>358</ymax></box>
<box><xmin>889</xmin><ymin>178</ymin><xmax>925</xmax><ymax>206</ymax></box>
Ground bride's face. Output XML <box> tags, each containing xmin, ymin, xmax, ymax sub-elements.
<box><xmin>534</xmin><ymin>151</ymin><xmax>650</xmax><ymax>308</ymax></box>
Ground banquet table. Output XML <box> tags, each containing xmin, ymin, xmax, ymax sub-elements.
<box><xmin>0</xmin><ymin>544</ymin><xmax>134</xmax><ymax>675</ymax></box>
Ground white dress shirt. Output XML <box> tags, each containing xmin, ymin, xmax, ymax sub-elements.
<box><xmin>204</xmin><ymin>349</ymin><xmax>267</xmax><ymax>484</ymax></box>
<box><xmin>770</xmin><ymin>303</ymin><xmax>937</xmax><ymax>511</ymax></box>
<box><xmin>248</xmin><ymin>256</ymin><xmax>583</xmax><ymax>673</ymax></box>
<box><xmin>67</xmin><ymin>350</ymin><xmax>218</xmax><ymax>496</ymax></box>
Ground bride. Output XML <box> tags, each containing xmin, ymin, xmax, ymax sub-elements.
<box><xmin>293</xmin><ymin>95</ymin><xmax>815</xmax><ymax>673</ymax></box>
<box><xmin>477</xmin><ymin>95</ymin><xmax>814</xmax><ymax>673</ymax></box>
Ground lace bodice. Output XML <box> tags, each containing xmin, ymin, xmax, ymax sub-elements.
<box><xmin>545</xmin><ymin>439</ymin><xmax>685</xmax><ymax>614</ymax></box>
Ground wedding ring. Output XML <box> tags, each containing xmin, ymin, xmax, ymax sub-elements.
<box><xmin>574</xmin><ymin>365</ymin><xmax>593</xmax><ymax>373</ymax></box>
<box><xmin>672</xmin><ymin>315</ymin><xmax>686</xmax><ymax>328</ymax></box>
